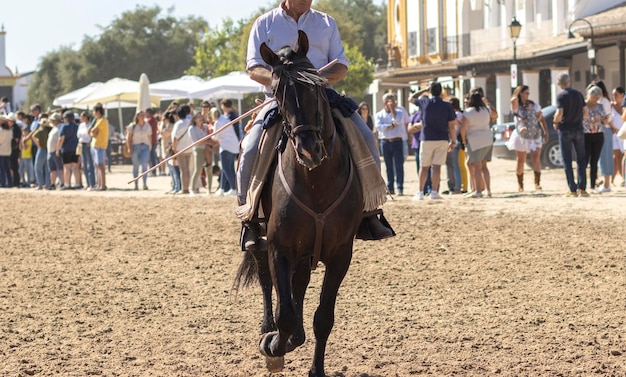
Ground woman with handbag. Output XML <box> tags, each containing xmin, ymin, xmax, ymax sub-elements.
<box><xmin>509</xmin><ymin>85</ymin><xmax>548</xmax><ymax>192</ymax></box>
<box><xmin>125</xmin><ymin>111</ymin><xmax>152</xmax><ymax>190</ymax></box>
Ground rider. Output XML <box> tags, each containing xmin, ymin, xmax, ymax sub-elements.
<box><xmin>238</xmin><ymin>0</ymin><xmax>394</xmax><ymax>251</ymax></box>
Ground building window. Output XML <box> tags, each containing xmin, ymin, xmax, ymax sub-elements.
<box><xmin>408</xmin><ymin>31</ymin><xmax>418</xmax><ymax>57</ymax></box>
<box><xmin>427</xmin><ymin>27</ymin><xmax>437</xmax><ymax>54</ymax></box>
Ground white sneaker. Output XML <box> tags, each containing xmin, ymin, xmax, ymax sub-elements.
<box><xmin>412</xmin><ymin>192</ymin><xmax>424</xmax><ymax>201</ymax></box>
<box><xmin>595</xmin><ymin>186</ymin><xmax>611</xmax><ymax>193</ymax></box>
<box><xmin>214</xmin><ymin>188</ymin><xmax>225</xmax><ymax>196</ymax></box>
<box><xmin>224</xmin><ymin>189</ymin><xmax>237</xmax><ymax>196</ymax></box>
<box><xmin>430</xmin><ymin>191</ymin><xmax>443</xmax><ymax>200</ymax></box>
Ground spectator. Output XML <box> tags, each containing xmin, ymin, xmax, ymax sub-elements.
<box><xmin>189</xmin><ymin>112</ymin><xmax>209</xmax><ymax>195</ymax></box>
<box><xmin>0</xmin><ymin>96</ymin><xmax>11</xmax><ymax>115</ymax></box>
<box><xmin>90</xmin><ymin>104</ymin><xmax>109</xmax><ymax>191</ymax></box>
<box><xmin>410</xmin><ymin>82</ymin><xmax>457</xmax><ymax>200</ymax></box>
<box><xmin>592</xmin><ymin>80</ymin><xmax>616</xmax><ymax>193</ymax></box>
<box><xmin>375</xmin><ymin>92</ymin><xmax>409</xmax><ymax>195</ymax></box>
<box><xmin>212</xmin><ymin>105</ymin><xmax>239</xmax><ymax>196</ymax></box>
<box><xmin>553</xmin><ymin>73</ymin><xmax>587</xmax><ymax>197</ymax></box>
<box><xmin>57</xmin><ymin>112</ymin><xmax>81</xmax><ymax>189</ymax></box>
<box><xmin>610</xmin><ymin>86</ymin><xmax>625</xmax><ymax>186</ymax></box>
<box><xmin>450</xmin><ymin>97</ymin><xmax>468</xmax><ymax>193</ymax></box>
<box><xmin>582</xmin><ymin>85</ymin><xmax>607</xmax><ymax>193</ymax></box>
<box><xmin>171</xmin><ymin>105</ymin><xmax>193</xmax><ymax>194</ymax></box>
<box><xmin>77</xmin><ymin>111</ymin><xmax>96</xmax><ymax>190</ymax></box>
<box><xmin>19</xmin><ymin>123</ymin><xmax>34</xmax><ymax>187</ymax></box>
<box><xmin>160</xmin><ymin>111</ymin><xmax>180</xmax><ymax>194</ymax></box>
<box><xmin>31</xmin><ymin>117</ymin><xmax>51</xmax><ymax>190</ymax></box>
<box><xmin>460</xmin><ymin>93</ymin><xmax>494</xmax><ymax>198</ymax></box>
<box><xmin>125</xmin><ymin>111</ymin><xmax>152</xmax><ymax>190</ymax></box>
<box><xmin>509</xmin><ymin>85</ymin><xmax>549</xmax><ymax>191</ymax></box>
<box><xmin>47</xmin><ymin>113</ymin><xmax>63</xmax><ymax>189</ymax></box>
<box><xmin>0</xmin><ymin>117</ymin><xmax>11</xmax><ymax>187</ymax></box>
<box><xmin>145</xmin><ymin>108</ymin><xmax>160</xmax><ymax>176</ymax></box>
<box><xmin>7</xmin><ymin>113</ymin><xmax>22</xmax><ymax>187</ymax></box>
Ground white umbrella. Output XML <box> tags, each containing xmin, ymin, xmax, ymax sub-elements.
<box><xmin>188</xmin><ymin>71</ymin><xmax>264</xmax><ymax>111</ymax></box>
<box><xmin>137</xmin><ymin>73</ymin><xmax>152</xmax><ymax>112</ymax></box>
<box><xmin>74</xmin><ymin>77</ymin><xmax>161</xmax><ymax>130</ymax></box>
<box><xmin>53</xmin><ymin>82</ymin><xmax>103</xmax><ymax>107</ymax></box>
<box><xmin>150</xmin><ymin>75</ymin><xmax>206</xmax><ymax>101</ymax></box>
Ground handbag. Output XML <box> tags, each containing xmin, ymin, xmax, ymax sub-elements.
<box><xmin>76</xmin><ymin>143</ymin><xmax>83</xmax><ymax>156</ymax></box>
<box><xmin>123</xmin><ymin>124</ymin><xmax>135</xmax><ymax>158</ymax></box>
<box><xmin>617</xmin><ymin>122</ymin><xmax>626</xmax><ymax>140</ymax></box>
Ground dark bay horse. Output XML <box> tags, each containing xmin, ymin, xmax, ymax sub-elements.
<box><xmin>235</xmin><ymin>30</ymin><xmax>363</xmax><ymax>377</ymax></box>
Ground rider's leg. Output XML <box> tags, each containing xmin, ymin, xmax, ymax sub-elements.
<box><xmin>237</xmin><ymin>101</ymin><xmax>276</xmax><ymax>251</ymax></box>
<box><xmin>350</xmin><ymin>112</ymin><xmax>381</xmax><ymax>171</ymax></box>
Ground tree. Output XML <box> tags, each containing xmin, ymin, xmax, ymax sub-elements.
<box><xmin>185</xmin><ymin>18</ymin><xmax>247</xmax><ymax>79</ymax></box>
<box><xmin>27</xmin><ymin>5</ymin><xmax>207</xmax><ymax>109</ymax></box>
<box><xmin>334</xmin><ymin>44</ymin><xmax>375</xmax><ymax>97</ymax></box>
<box><xmin>314</xmin><ymin>0</ymin><xmax>387</xmax><ymax>61</ymax></box>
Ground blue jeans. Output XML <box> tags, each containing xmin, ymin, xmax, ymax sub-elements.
<box><xmin>0</xmin><ymin>156</ymin><xmax>10</xmax><ymax>187</ymax></box>
<box><xmin>35</xmin><ymin>148</ymin><xmax>50</xmax><ymax>188</ymax></box>
<box><xmin>381</xmin><ymin>139</ymin><xmax>405</xmax><ymax>193</ymax></box>
<box><xmin>452</xmin><ymin>145</ymin><xmax>462</xmax><ymax>191</ymax></box>
<box><xmin>19</xmin><ymin>157</ymin><xmax>34</xmax><ymax>187</ymax></box>
<box><xmin>82</xmin><ymin>143</ymin><xmax>96</xmax><ymax>187</ymax></box>
<box><xmin>131</xmin><ymin>143</ymin><xmax>150</xmax><ymax>186</ymax></box>
<box><xmin>169</xmin><ymin>163</ymin><xmax>181</xmax><ymax>192</ymax></box>
<box><xmin>220</xmin><ymin>150</ymin><xmax>238</xmax><ymax>191</ymax></box>
<box><xmin>559</xmin><ymin>129</ymin><xmax>586</xmax><ymax>192</ymax></box>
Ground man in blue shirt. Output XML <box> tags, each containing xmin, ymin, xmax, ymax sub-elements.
<box><xmin>410</xmin><ymin>82</ymin><xmax>456</xmax><ymax>200</ymax></box>
<box><xmin>553</xmin><ymin>73</ymin><xmax>588</xmax><ymax>197</ymax></box>
<box><xmin>375</xmin><ymin>92</ymin><xmax>409</xmax><ymax>195</ymax></box>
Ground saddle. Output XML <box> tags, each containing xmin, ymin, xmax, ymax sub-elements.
<box><xmin>235</xmin><ymin>107</ymin><xmax>387</xmax><ymax>223</ymax></box>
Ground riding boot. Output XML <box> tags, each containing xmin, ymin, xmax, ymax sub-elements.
<box><xmin>356</xmin><ymin>209</ymin><xmax>395</xmax><ymax>240</ymax></box>
<box><xmin>534</xmin><ymin>171</ymin><xmax>542</xmax><ymax>190</ymax></box>
<box><xmin>240</xmin><ymin>221</ymin><xmax>266</xmax><ymax>252</ymax></box>
<box><xmin>517</xmin><ymin>173</ymin><xmax>524</xmax><ymax>192</ymax></box>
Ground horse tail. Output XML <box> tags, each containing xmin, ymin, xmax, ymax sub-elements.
<box><xmin>234</xmin><ymin>251</ymin><xmax>259</xmax><ymax>291</ymax></box>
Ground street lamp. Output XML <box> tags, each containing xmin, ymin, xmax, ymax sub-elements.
<box><xmin>509</xmin><ymin>17</ymin><xmax>522</xmax><ymax>87</ymax></box>
<box><xmin>568</xmin><ymin>18</ymin><xmax>596</xmax><ymax>80</ymax></box>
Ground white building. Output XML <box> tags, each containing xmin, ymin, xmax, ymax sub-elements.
<box><xmin>373</xmin><ymin>0</ymin><xmax>626</xmax><ymax>123</ymax></box>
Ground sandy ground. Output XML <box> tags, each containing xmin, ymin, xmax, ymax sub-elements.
<box><xmin>1</xmin><ymin>157</ymin><xmax>625</xmax><ymax>376</ymax></box>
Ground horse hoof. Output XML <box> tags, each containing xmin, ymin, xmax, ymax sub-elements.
<box><xmin>264</xmin><ymin>355</ymin><xmax>284</xmax><ymax>373</ymax></box>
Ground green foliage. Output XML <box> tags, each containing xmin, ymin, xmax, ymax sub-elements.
<box><xmin>185</xmin><ymin>18</ymin><xmax>247</xmax><ymax>79</ymax></box>
<box><xmin>334</xmin><ymin>44</ymin><xmax>375</xmax><ymax>97</ymax></box>
<box><xmin>314</xmin><ymin>0</ymin><xmax>387</xmax><ymax>61</ymax></box>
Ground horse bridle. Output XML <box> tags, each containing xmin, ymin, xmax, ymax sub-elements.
<box><xmin>272</xmin><ymin>62</ymin><xmax>326</xmax><ymax>142</ymax></box>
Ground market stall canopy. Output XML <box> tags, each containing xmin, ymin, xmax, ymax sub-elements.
<box><xmin>74</xmin><ymin>77</ymin><xmax>161</xmax><ymax>108</ymax></box>
<box><xmin>188</xmin><ymin>71</ymin><xmax>264</xmax><ymax>100</ymax></box>
<box><xmin>53</xmin><ymin>82</ymin><xmax>103</xmax><ymax>107</ymax></box>
<box><xmin>149</xmin><ymin>75</ymin><xmax>206</xmax><ymax>101</ymax></box>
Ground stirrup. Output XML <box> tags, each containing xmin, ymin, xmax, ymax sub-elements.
<box><xmin>356</xmin><ymin>209</ymin><xmax>396</xmax><ymax>240</ymax></box>
<box><xmin>240</xmin><ymin>220</ymin><xmax>268</xmax><ymax>252</ymax></box>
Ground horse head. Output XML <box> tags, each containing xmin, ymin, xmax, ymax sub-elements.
<box><xmin>260</xmin><ymin>30</ymin><xmax>331</xmax><ymax>170</ymax></box>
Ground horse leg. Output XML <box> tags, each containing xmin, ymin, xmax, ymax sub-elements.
<box><xmin>259</xmin><ymin>254</ymin><xmax>298</xmax><ymax>371</ymax></box>
<box><xmin>286</xmin><ymin>256</ymin><xmax>311</xmax><ymax>353</ymax></box>
<box><xmin>253</xmin><ymin>250</ymin><xmax>276</xmax><ymax>333</ymax></box>
<box><xmin>309</xmin><ymin>246</ymin><xmax>352</xmax><ymax>377</ymax></box>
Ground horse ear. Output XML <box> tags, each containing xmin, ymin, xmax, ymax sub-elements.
<box><xmin>296</xmin><ymin>30</ymin><xmax>309</xmax><ymax>56</ymax></box>
<box><xmin>260</xmin><ymin>42</ymin><xmax>278</xmax><ymax>67</ymax></box>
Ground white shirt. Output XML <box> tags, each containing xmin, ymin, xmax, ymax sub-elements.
<box><xmin>213</xmin><ymin>114</ymin><xmax>240</xmax><ymax>154</ymax></box>
<box><xmin>47</xmin><ymin>126</ymin><xmax>60</xmax><ymax>152</ymax></box>
<box><xmin>375</xmin><ymin>106</ymin><xmax>410</xmax><ymax>141</ymax></box>
<box><xmin>126</xmin><ymin>122</ymin><xmax>152</xmax><ymax>146</ymax></box>
<box><xmin>172</xmin><ymin>119</ymin><xmax>193</xmax><ymax>154</ymax></box>
<box><xmin>246</xmin><ymin>5</ymin><xmax>349</xmax><ymax>91</ymax></box>
<box><xmin>77</xmin><ymin>122</ymin><xmax>92</xmax><ymax>144</ymax></box>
